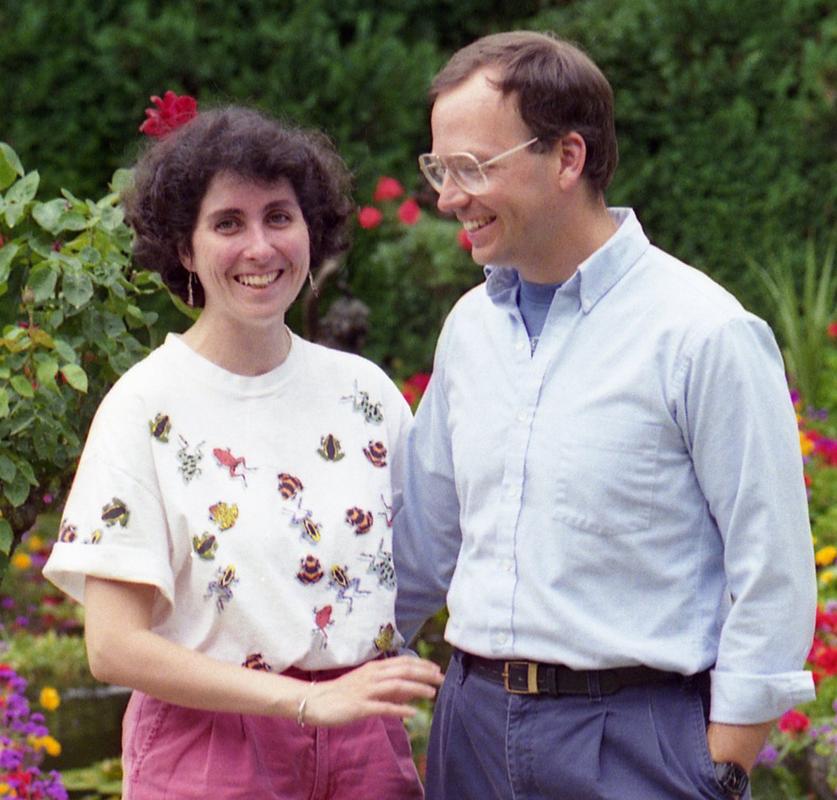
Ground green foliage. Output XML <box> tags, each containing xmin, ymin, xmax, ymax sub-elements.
<box><xmin>61</xmin><ymin>757</ymin><xmax>123</xmax><ymax>800</ymax></box>
<box><xmin>526</xmin><ymin>0</ymin><xmax>837</xmax><ymax>305</ymax></box>
<box><xmin>753</xmin><ymin>237</ymin><xmax>837</xmax><ymax>407</ymax></box>
<box><xmin>349</xmin><ymin>196</ymin><xmax>479</xmax><ymax>376</ymax></box>
<box><xmin>1</xmin><ymin>631</ymin><xmax>96</xmax><ymax>693</ymax></box>
<box><xmin>0</xmin><ymin>143</ymin><xmax>181</xmax><ymax>578</ymax></box>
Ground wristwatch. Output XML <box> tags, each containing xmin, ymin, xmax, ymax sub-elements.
<box><xmin>713</xmin><ymin>761</ymin><xmax>749</xmax><ymax>798</ymax></box>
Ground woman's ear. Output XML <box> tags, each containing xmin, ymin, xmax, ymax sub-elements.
<box><xmin>178</xmin><ymin>243</ymin><xmax>193</xmax><ymax>271</ymax></box>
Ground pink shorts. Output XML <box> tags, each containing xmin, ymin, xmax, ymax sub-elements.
<box><xmin>121</xmin><ymin>665</ymin><xmax>424</xmax><ymax>800</ymax></box>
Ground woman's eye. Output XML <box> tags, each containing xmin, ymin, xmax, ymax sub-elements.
<box><xmin>215</xmin><ymin>218</ymin><xmax>240</xmax><ymax>232</ymax></box>
<box><xmin>267</xmin><ymin>211</ymin><xmax>291</xmax><ymax>225</ymax></box>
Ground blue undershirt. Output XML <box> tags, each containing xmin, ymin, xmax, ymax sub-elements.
<box><xmin>517</xmin><ymin>278</ymin><xmax>562</xmax><ymax>353</ymax></box>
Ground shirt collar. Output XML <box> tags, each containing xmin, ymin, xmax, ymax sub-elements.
<box><xmin>485</xmin><ymin>208</ymin><xmax>650</xmax><ymax>313</ymax></box>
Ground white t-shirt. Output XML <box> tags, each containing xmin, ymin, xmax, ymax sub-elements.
<box><xmin>44</xmin><ymin>333</ymin><xmax>412</xmax><ymax>671</ymax></box>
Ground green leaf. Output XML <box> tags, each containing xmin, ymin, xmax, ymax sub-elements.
<box><xmin>16</xmin><ymin>460</ymin><xmax>35</xmax><ymax>485</ymax></box>
<box><xmin>0</xmin><ymin>454</ymin><xmax>15</xmax><ymax>482</ymax></box>
<box><xmin>110</xmin><ymin>167</ymin><xmax>134</xmax><ymax>196</ymax></box>
<box><xmin>52</xmin><ymin>338</ymin><xmax>76</xmax><ymax>362</ymax></box>
<box><xmin>10</xmin><ymin>375</ymin><xmax>34</xmax><ymax>398</ymax></box>
<box><xmin>0</xmin><ymin>143</ymin><xmax>24</xmax><ymax>191</ymax></box>
<box><xmin>98</xmin><ymin>205</ymin><xmax>124</xmax><ymax>231</ymax></box>
<box><xmin>0</xmin><ymin>242</ymin><xmax>20</xmax><ymax>285</ymax></box>
<box><xmin>0</xmin><ymin>388</ymin><xmax>8</xmax><ymax>418</ymax></box>
<box><xmin>60</xmin><ymin>212</ymin><xmax>88</xmax><ymax>231</ymax></box>
<box><xmin>35</xmin><ymin>357</ymin><xmax>59</xmax><ymax>390</ymax></box>
<box><xmin>0</xmin><ymin>519</ymin><xmax>12</xmax><ymax>557</ymax></box>
<box><xmin>4</xmin><ymin>470</ymin><xmax>31</xmax><ymax>507</ymax></box>
<box><xmin>32</xmin><ymin>198</ymin><xmax>68</xmax><ymax>235</ymax></box>
<box><xmin>26</xmin><ymin>262</ymin><xmax>59</xmax><ymax>302</ymax></box>
<box><xmin>62</xmin><ymin>269</ymin><xmax>94</xmax><ymax>308</ymax></box>
<box><xmin>60</xmin><ymin>363</ymin><xmax>88</xmax><ymax>393</ymax></box>
<box><xmin>4</xmin><ymin>171</ymin><xmax>40</xmax><ymax>227</ymax></box>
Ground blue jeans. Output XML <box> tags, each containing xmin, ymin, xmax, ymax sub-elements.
<box><xmin>425</xmin><ymin>650</ymin><xmax>750</xmax><ymax>800</ymax></box>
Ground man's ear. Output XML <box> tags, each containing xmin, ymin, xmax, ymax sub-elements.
<box><xmin>556</xmin><ymin>132</ymin><xmax>587</xmax><ymax>190</ymax></box>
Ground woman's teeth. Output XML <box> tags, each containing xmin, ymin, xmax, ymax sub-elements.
<box><xmin>236</xmin><ymin>270</ymin><xmax>281</xmax><ymax>288</ymax></box>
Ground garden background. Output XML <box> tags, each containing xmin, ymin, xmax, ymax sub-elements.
<box><xmin>0</xmin><ymin>0</ymin><xmax>835</xmax><ymax>797</ymax></box>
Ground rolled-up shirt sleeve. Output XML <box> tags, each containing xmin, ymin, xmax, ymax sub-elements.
<box><xmin>677</xmin><ymin>315</ymin><xmax>816</xmax><ymax>723</ymax></box>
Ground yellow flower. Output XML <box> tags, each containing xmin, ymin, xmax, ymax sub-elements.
<box><xmin>10</xmin><ymin>552</ymin><xmax>31</xmax><ymax>570</ymax></box>
<box><xmin>40</xmin><ymin>735</ymin><xmax>62</xmax><ymax>757</ymax></box>
<box><xmin>39</xmin><ymin>686</ymin><xmax>61</xmax><ymax>711</ymax></box>
<box><xmin>821</xmin><ymin>571</ymin><xmax>836</xmax><ymax>586</ymax></box>
<box><xmin>0</xmin><ymin>783</ymin><xmax>10</xmax><ymax>795</ymax></box>
<box><xmin>26</xmin><ymin>534</ymin><xmax>44</xmax><ymax>552</ymax></box>
<box><xmin>800</xmin><ymin>432</ymin><xmax>815</xmax><ymax>457</ymax></box>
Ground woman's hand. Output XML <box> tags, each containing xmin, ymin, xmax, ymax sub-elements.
<box><xmin>302</xmin><ymin>655</ymin><xmax>444</xmax><ymax>727</ymax></box>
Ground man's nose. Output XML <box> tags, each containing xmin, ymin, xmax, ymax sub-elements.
<box><xmin>436</xmin><ymin>173</ymin><xmax>470</xmax><ymax>214</ymax></box>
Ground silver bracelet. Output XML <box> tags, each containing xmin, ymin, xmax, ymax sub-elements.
<box><xmin>296</xmin><ymin>694</ymin><xmax>308</xmax><ymax>727</ymax></box>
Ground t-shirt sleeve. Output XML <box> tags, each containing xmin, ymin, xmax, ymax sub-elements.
<box><xmin>43</xmin><ymin>382</ymin><xmax>175</xmax><ymax>609</ymax></box>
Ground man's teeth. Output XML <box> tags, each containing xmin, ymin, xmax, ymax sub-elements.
<box><xmin>236</xmin><ymin>271</ymin><xmax>281</xmax><ymax>288</ymax></box>
<box><xmin>463</xmin><ymin>217</ymin><xmax>495</xmax><ymax>233</ymax></box>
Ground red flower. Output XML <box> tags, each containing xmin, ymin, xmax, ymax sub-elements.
<box><xmin>813</xmin><ymin>645</ymin><xmax>837</xmax><ymax>674</ymax></box>
<box><xmin>373</xmin><ymin>177</ymin><xmax>405</xmax><ymax>202</ymax></box>
<box><xmin>457</xmin><ymin>228</ymin><xmax>472</xmax><ymax>251</ymax></box>
<box><xmin>401</xmin><ymin>385</ymin><xmax>419</xmax><ymax>407</ymax></box>
<box><xmin>405</xmin><ymin>372</ymin><xmax>431</xmax><ymax>394</ymax></box>
<box><xmin>140</xmin><ymin>90</ymin><xmax>198</xmax><ymax>138</ymax></box>
<box><xmin>397</xmin><ymin>198</ymin><xmax>421</xmax><ymax>225</ymax></box>
<box><xmin>0</xmin><ymin>233</ymin><xmax>4</xmax><ymax>248</ymax></box>
<box><xmin>827</xmin><ymin>321</ymin><xmax>837</xmax><ymax>339</ymax></box>
<box><xmin>777</xmin><ymin>709</ymin><xmax>810</xmax><ymax>734</ymax></box>
<box><xmin>358</xmin><ymin>206</ymin><xmax>383</xmax><ymax>229</ymax></box>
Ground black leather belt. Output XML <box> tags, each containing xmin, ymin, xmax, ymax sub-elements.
<box><xmin>465</xmin><ymin>652</ymin><xmax>688</xmax><ymax>696</ymax></box>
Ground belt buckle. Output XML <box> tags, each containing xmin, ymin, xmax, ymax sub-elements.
<box><xmin>502</xmin><ymin>661</ymin><xmax>539</xmax><ymax>694</ymax></box>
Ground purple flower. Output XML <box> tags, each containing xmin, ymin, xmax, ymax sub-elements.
<box><xmin>755</xmin><ymin>744</ymin><xmax>779</xmax><ymax>766</ymax></box>
<box><xmin>1</xmin><ymin>597</ymin><xmax>15</xmax><ymax>609</ymax></box>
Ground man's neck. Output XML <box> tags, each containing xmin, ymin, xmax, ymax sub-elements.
<box><xmin>519</xmin><ymin>201</ymin><xmax>618</xmax><ymax>284</ymax></box>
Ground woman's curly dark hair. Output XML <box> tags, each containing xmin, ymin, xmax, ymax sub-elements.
<box><xmin>123</xmin><ymin>106</ymin><xmax>354</xmax><ymax>307</ymax></box>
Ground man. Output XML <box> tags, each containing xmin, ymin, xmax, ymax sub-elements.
<box><xmin>393</xmin><ymin>30</ymin><xmax>816</xmax><ymax>800</ymax></box>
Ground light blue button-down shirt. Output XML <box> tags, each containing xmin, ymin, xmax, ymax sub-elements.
<box><xmin>394</xmin><ymin>208</ymin><xmax>816</xmax><ymax>723</ymax></box>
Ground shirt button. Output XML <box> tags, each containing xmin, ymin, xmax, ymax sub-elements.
<box><xmin>517</xmin><ymin>411</ymin><xmax>527</xmax><ymax>423</ymax></box>
<box><xmin>515</xmin><ymin>342</ymin><xmax>526</xmax><ymax>352</ymax></box>
<box><xmin>501</xmin><ymin>559</ymin><xmax>514</xmax><ymax>573</ymax></box>
<box><xmin>495</xmin><ymin>632</ymin><xmax>508</xmax><ymax>645</ymax></box>
<box><xmin>505</xmin><ymin>486</ymin><xmax>519</xmax><ymax>499</ymax></box>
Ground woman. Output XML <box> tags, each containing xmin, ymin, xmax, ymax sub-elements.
<box><xmin>43</xmin><ymin>106</ymin><xmax>442</xmax><ymax>799</ymax></box>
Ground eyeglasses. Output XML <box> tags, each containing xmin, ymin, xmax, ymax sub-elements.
<box><xmin>418</xmin><ymin>137</ymin><xmax>538</xmax><ymax>195</ymax></box>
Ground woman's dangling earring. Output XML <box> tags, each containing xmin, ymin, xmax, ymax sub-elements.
<box><xmin>307</xmin><ymin>269</ymin><xmax>318</xmax><ymax>298</ymax></box>
<box><xmin>187</xmin><ymin>272</ymin><xmax>195</xmax><ymax>307</ymax></box>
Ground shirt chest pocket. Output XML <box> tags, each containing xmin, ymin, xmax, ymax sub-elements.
<box><xmin>552</xmin><ymin>417</ymin><xmax>662</xmax><ymax>536</ymax></box>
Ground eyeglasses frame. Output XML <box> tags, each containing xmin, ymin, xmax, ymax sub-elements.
<box><xmin>418</xmin><ymin>136</ymin><xmax>539</xmax><ymax>194</ymax></box>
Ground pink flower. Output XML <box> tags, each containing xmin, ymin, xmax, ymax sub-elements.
<box><xmin>457</xmin><ymin>228</ymin><xmax>472</xmax><ymax>251</ymax></box>
<box><xmin>777</xmin><ymin>709</ymin><xmax>810</xmax><ymax>734</ymax></box>
<box><xmin>358</xmin><ymin>206</ymin><xmax>383</xmax><ymax>229</ymax></box>
<box><xmin>397</xmin><ymin>198</ymin><xmax>421</xmax><ymax>225</ymax></box>
<box><xmin>373</xmin><ymin>177</ymin><xmax>405</xmax><ymax>202</ymax></box>
<box><xmin>140</xmin><ymin>91</ymin><xmax>198</xmax><ymax>138</ymax></box>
